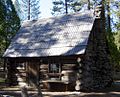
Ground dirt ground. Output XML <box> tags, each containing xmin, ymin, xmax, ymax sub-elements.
<box><xmin>1</xmin><ymin>91</ymin><xmax>120</xmax><ymax>97</ymax></box>
<box><xmin>0</xmin><ymin>81</ymin><xmax>120</xmax><ymax>97</ymax></box>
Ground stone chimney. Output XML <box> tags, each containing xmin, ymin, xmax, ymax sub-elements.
<box><xmin>81</xmin><ymin>4</ymin><xmax>113</xmax><ymax>91</ymax></box>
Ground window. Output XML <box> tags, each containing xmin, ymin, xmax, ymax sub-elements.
<box><xmin>49</xmin><ymin>63</ymin><xmax>61</xmax><ymax>73</ymax></box>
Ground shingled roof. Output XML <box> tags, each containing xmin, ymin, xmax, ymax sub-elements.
<box><xmin>3</xmin><ymin>11</ymin><xmax>95</xmax><ymax>57</ymax></box>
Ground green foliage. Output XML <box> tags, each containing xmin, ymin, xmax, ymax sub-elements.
<box><xmin>92</xmin><ymin>0</ymin><xmax>120</xmax><ymax>72</ymax></box>
<box><xmin>51</xmin><ymin>0</ymin><xmax>65</xmax><ymax>15</ymax></box>
<box><xmin>0</xmin><ymin>0</ymin><xmax>20</xmax><ymax>67</ymax></box>
<box><xmin>113</xmin><ymin>0</ymin><xmax>120</xmax><ymax>51</ymax></box>
<box><xmin>51</xmin><ymin>0</ymin><xmax>92</xmax><ymax>16</ymax></box>
<box><xmin>0</xmin><ymin>1</ymin><xmax>7</xmax><ymax>57</ymax></box>
<box><xmin>15</xmin><ymin>0</ymin><xmax>41</xmax><ymax>21</ymax></box>
<box><xmin>0</xmin><ymin>78</ymin><xmax>5</xmax><ymax>83</ymax></box>
<box><xmin>114</xmin><ymin>32</ymin><xmax>120</xmax><ymax>50</ymax></box>
<box><xmin>107</xmin><ymin>32</ymin><xmax>120</xmax><ymax>71</ymax></box>
<box><xmin>106</xmin><ymin>0</ymin><xmax>120</xmax><ymax>71</ymax></box>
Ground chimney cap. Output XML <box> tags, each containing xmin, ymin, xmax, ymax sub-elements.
<box><xmin>94</xmin><ymin>5</ymin><xmax>102</xmax><ymax>18</ymax></box>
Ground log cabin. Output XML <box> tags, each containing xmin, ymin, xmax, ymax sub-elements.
<box><xmin>3</xmin><ymin>7</ymin><xmax>113</xmax><ymax>91</ymax></box>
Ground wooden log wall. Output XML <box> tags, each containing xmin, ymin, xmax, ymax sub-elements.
<box><xmin>39</xmin><ymin>64</ymin><xmax>49</xmax><ymax>80</ymax></box>
<box><xmin>6</xmin><ymin>55</ymin><xmax>83</xmax><ymax>91</ymax></box>
<box><xmin>39</xmin><ymin>56</ymin><xmax>81</xmax><ymax>91</ymax></box>
<box><xmin>61</xmin><ymin>64</ymin><xmax>77</xmax><ymax>82</ymax></box>
<box><xmin>16</xmin><ymin>61</ymin><xmax>40</xmax><ymax>87</ymax></box>
<box><xmin>16</xmin><ymin>62</ymin><xmax>27</xmax><ymax>84</ymax></box>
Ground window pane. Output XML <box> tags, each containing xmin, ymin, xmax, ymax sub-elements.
<box><xmin>49</xmin><ymin>63</ymin><xmax>60</xmax><ymax>73</ymax></box>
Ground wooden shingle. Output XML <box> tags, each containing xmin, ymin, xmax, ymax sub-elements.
<box><xmin>4</xmin><ymin>11</ymin><xmax>95</xmax><ymax>57</ymax></box>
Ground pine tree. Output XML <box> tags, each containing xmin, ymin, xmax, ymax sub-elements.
<box><xmin>3</xmin><ymin>0</ymin><xmax>20</xmax><ymax>47</ymax></box>
<box><xmin>106</xmin><ymin>0</ymin><xmax>111</xmax><ymax>32</ymax></box>
<box><xmin>96</xmin><ymin>0</ymin><xmax>120</xmax><ymax>72</ymax></box>
<box><xmin>113</xmin><ymin>0</ymin><xmax>120</xmax><ymax>31</ymax></box>
<box><xmin>15</xmin><ymin>0</ymin><xmax>41</xmax><ymax>21</ymax></box>
<box><xmin>0</xmin><ymin>0</ymin><xmax>20</xmax><ymax>67</ymax></box>
<box><xmin>0</xmin><ymin>0</ymin><xmax>6</xmax><ymax>58</ymax></box>
<box><xmin>51</xmin><ymin>0</ymin><xmax>92</xmax><ymax>16</ymax></box>
<box><xmin>51</xmin><ymin>0</ymin><xmax>65</xmax><ymax>15</ymax></box>
<box><xmin>108</xmin><ymin>0</ymin><xmax>120</xmax><ymax>71</ymax></box>
<box><xmin>100</xmin><ymin>0</ymin><xmax>120</xmax><ymax>71</ymax></box>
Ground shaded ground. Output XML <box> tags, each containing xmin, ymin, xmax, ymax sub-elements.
<box><xmin>0</xmin><ymin>71</ymin><xmax>120</xmax><ymax>97</ymax></box>
<box><xmin>1</xmin><ymin>91</ymin><xmax>120</xmax><ymax>97</ymax></box>
<box><xmin>0</xmin><ymin>81</ymin><xmax>120</xmax><ymax>97</ymax></box>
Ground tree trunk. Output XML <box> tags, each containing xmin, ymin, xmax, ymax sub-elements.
<box><xmin>65</xmin><ymin>0</ymin><xmax>68</xmax><ymax>14</ymax></box>
<box><xmin>28</xmin><ymin>0</ymin><xmax>30</xmax><ymax>20</ymax></box>
<box><xmin>106</xmin><ymin>0</ymin><xmax>111</xmax><ymax>32</ymax></box>
<box><xmin>88</xmin><ymin>0</ymin><xmax>90</xmax><ymax>10</ymax></box>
